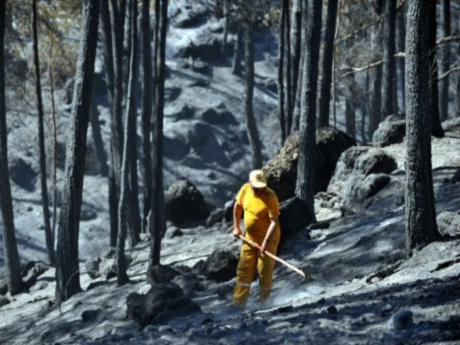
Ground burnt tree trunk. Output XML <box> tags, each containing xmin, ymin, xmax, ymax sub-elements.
<box><xmin>382</xmin><ymin>0</ymin><xmax>397</xmax><ymax>117</ymax></box>
<box><xmin>295</xmin><ymin>0</ymin><xmax>322</xmax><ymax>221</ymax></box>
<box><xmin>32</xmin><ymin>0</ymin><xmax>54</xmax><ymax>266</ymax></box>
<box><xmin>284</xmin><ymin>1</ymin><xmax>292</xmax><ymax>137</ymax></box>
<box><xmin>55</xmin><ymin>0</ymin><xmax>99</xmax><ymax>303</ymax></box>
<box><xmin>148</xmin><ymin>0</ymin><xmax>168</xmax><ymax>269</ymax></box>
<box><xmin>290</xmin><ymin>0</ymin><xmax>302</xmax><ymax>131</ymax></box>
<box><xmin>141</xmin><ymin>0</ymin><xmax>153</xmax><ymax>232</ymax></box>
<box><xmin>108</xmin><ymin>0</ymin><xmax>127</xmax><ymax>247</ymax></box>
<box><xmin>318</xmin><ymin>0</ymin><xmax>338</xmax><ymax>128</ymax></box>
<box><xmin>117</xmin><ymin>0</ymin><xmax>138</xmax><ymax>285</ymax></box>
<box><xmin>0</xmin><ymin>0</ymin><xmax>24</xmax><ymax>295</ymax></box>
<box><xmin>222</xmin><ymin>0</ymin><xmax>229</xmax><ymax>55</ymax></box>
<box><xmin>439</xmin><ymin>0</ymin><xmax>451</xmax><ymax>121</ymax></box>
<box><xmin>427</xmin><ymin>1</ymin><xmax>444</xmax><ymax>138</ymax></box>
<box><xmin>278</xmin><ymin>0</ymin><xmax>287</xmax><ymax>143</ymax></box>
<box><xmin>243</xmin><ymin>18</ymin><xmax>263</xmax><ymax>169</ymax></box>
<box><xmin>397</xmin><ymin>9</ymin><xmax>405</xmax><ymax>114</ymax></box>
<box><xmin>345</xmin><ymin>97</ymin><xmax>355</xmax><ymax>139</ymax></box>
<box><xmin>405</xmin><ymin>0</ymin><xmax>441</xmax><ymax>253</ymax></box>
<box><xmin>89</xmin><ymin>90</ymin><xmax>109</xmax><ymax>177</ymax></box>
<box><xmin>232</xmin><ymin>29</ymin><xmax>243</xmax><ymax>76</ymax></box>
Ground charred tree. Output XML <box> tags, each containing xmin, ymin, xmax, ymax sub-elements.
<box><xmin>290</xmin><ymin>0</ymin><xmax>302</xmax><ymax>130</ymax></box>
<box><xmin>0</xmin><ymin>0</ymin><xmax>24</xmax><ymax>295</ymax></box>
<box><xmin>318</xmin><ymin>0</ymin><xmax>338</xmax><ymax>128</ymax></box>
<box><xmin>32</xmin><ymin>0</ymin><xmax>54</xmax><ymax>266</ymax></box>
<box><xmin>55</xmin><ymin>0</ymin><xmax>99</xmax><ymax>303</ymax></box>
<box><xmin>295</xmin><ymin>0</ymin><xmax>322</xmax><ymax>221</ymax></box>
<box><xmin>222</xmin><ymin>0</ymin><xmax>229</xmax><ymax>55</ymax></box>
<box><xmin>397</xmin><ymin>9</ymin><xmax>405</xmax><ymax>114</ymax></box>
<box><xmin>108</xmin><ymin>0</ymin><xmax>127</xmax><ymax>247</ymax></box>
<box><xmin>141</xmin><ymin>0</ymin><xmax>153</xmax><ymax>233</ymax></box>
<box><xmin>382</xmin><ymin>0</ymin><xmax>397</xmax><ymax>117</ymax></box>
<box><xmin>278</xmin><ymin>0</ymin><xmax>287</xmax><ymax>143</ymax></box>
<box><xmin>427</xmin><ymin>1</ymin><xmax>444</xmax><ymax>138</ymax></box>
<box><xmin>117</xmin><ymin>0</ymin><xmax>138</xmax><ymax>284</ymax></box>
<box><xmin>369</xmin><ymin>24</ymin><xmax>382</xmax><ymax>138</ymax></box>
<box><xmin>243</xmin><ymin>17</ymin><xmax>263</xmax><ymax>169</ymax></box>
<box><xmin>404</xmin><ymin>0</ymin><xmax>441</xmax><ymax>253</ymax></box>
<box><xmin>148</xmin><ymin>0</ymin><xmax>168</xmax><ymax>269</ymax></box>
<box><xmin>439</xmin><ymin>0</ymin><xmax>451</xmax><ymax>121</ymax></box>
<box><xmin>232</xmin><ymin>29</ymin><xmax>243</xmax><ymax>76</ymax></box>
<box><xmin>89</xmin><ymin>91</ymin><xmax>109</xmax><ymax>177</ymax></box>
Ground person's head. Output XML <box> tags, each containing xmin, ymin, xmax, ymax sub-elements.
<box><xmin>249</xmin><ymin>169</ymin><xmax>267</xmax><ymax>195</ymax></box>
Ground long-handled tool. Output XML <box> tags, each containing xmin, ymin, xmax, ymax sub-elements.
<box><xmin>238</xmin><ymin>235</ymin><xmax>308</xmax><ymax>279</ymax></box>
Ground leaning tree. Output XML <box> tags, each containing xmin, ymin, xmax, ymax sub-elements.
<box><xmin>55</xmin><ymin>0</ymin><xmax>99</xmax><ymax>303</ymax></box>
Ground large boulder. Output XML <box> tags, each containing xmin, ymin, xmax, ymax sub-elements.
<box><xmin>176</xmin><ymin>35</ymin><xmax>223</xmax><ymax>61</ymax></box>
<box><xmin>372</xmin><ymin>116</ymin><xmax>406</xmax><ymax>147</ymax></box>
<box><xmin>343</xmin><ymin>173</ymin><xmax>391</xmax><ymax>210</ymax></box>
<box><xmin>126</xmin><ymin>283</ymin><xmax>200</xmax><ymax>327</ymax></box>
<box><xmin>328</xmin><ymin>146</ymin><xmax>397</xmax><ymax>197</ymax></box>
<box><xmin>437</xmin><ymin>211</ymin><xmax>460</xmax><ymax>239</ymax></box>
<box><xmin>165</xmin><ymin>180</ymin><xmax>211</xmax><ymax>226</ymax></box>
<box><xmin>9</xmin><ymin>157</ymin><xmax>37</xmax><ymax>191</ymax></box>
<box><xmin>173</xmin><ymin>5</ymin><xmax>209</xmax><ymax>28</ymax></box>
<box><xmin>147</xmin><ymin>265</ymin><xmax>180</xmax><ymax>285</ymax></box>
<box><xmin>263</xmin><ymin>128</ymin><xmax>355</xmax><ymax>201</ymax></box>
<box><xmin>279</xmin><ymin>197</ymin><xmax>315</xmax><ymax>244</ymax></box>
<box><xmin>203</xmin><ymin>248</ymin><xmax>239</xmax><ymax>282</ymax></box>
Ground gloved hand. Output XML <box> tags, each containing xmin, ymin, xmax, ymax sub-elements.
<box><xmin>232</xmin><ymin>226</ymin><xmax>243</xmax><ymax>239</ymax></box>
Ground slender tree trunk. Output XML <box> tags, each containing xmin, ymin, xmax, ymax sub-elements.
<box><xmin>370</xmin><ymin>65</ymin><xmax>382</xmax><ymax>138</ymax></box>
<box><xmin>55</xmin><ymin>0</ymin><xmax>99</xmax><ymax>303</ymax></box>
<box><xmin>427</xmin><ymin>1</ymin><xmax>444</xmax><ymax>138</ymax></box>
<box><xmin>232</xmin><ymin>29</ymin><xmax>243</xmax><ymax>76</ymax></box>
<box><xmin>318</xmin><ymin>0</ymin><xmax>338</xmax><ymax>128</ymax></box>
<box><xmin>295</xmin><ymin>0</ymin><xmax>322</xmax><ymax>222</ymax></box>
<box><xmin>243</xmin><ymin>18</ymin><xmax>263</xmax><ymax>169</ymax></box>
<box><xmin>278</xmin><ymin>0</ymin><xmax>287</xmax><ymax>143</ymax></box>
<box><xmin>290</xmin><ymin>0</ymin><xmax>302</xmax><ymax>131</ymax></box>
<box><xmin>0</xmin><ymin>0</ymin><xmax>23</xmax><ymax>295</ymax></box>
<box><xmin>117</xmin><ymin>0</ymin><xmax>138</xmax><ymax>285</ymax></box>
<box><xmin>222</xmin><ymin>0</ymin><xmax>229</xmax><ymax>56</ymax></box>
<box><xmin>382</xmin><ymin>0</ymin><xmax>397</xmax><ymax>117</ymax></box>
<box><xmin>32</xmin><ymin>0</ymin><xmax>54</xmax><ymax>266</ymax></box>
<box><xmin>397</xmin><ymin>9</ymin><xmax>405</xmax><ymax>114</ymax></box>
<box><xmin>108</xmin><ymin>0</ymin><xmax>127</xmax><ymax>247</ymax></box>
<box><xmin>89</xmin><ymin>90</ymin><xmax>109</xmax><ymax>176</ymax></box>
<box><xmin>141</xmin><ymin>0</ymin><xmax>153</xmax><ymax>233</ymax></box>
<box><xmin>439</xmin><ymin>0</ymin><xmax>451</xmax><ymax>121</ymax></box>
<box><xmin>345</xmin><ymin>97</ymin><xmax>355</xmax><ymax>139</ymax></box>
<box><xmin>361</xmin><ymin>71</ymin><xmax>369</xmax><ymax>144</ymax></box>
<box><xmin>284</xmin><ymin>1</ymin><xmax>292</xmax><ymax>137</ymax></box>
<box><xmin>47</xmin><ymin>44</ymin><xmax>58</xmax><ymax>242</ymax></box>
<box><xmin>405</xmin><ymin>0</ymin><xmax>441</xmax><ymax>253</ymax></box>
<box><xmin>148</xmin><ymin>0</ymin><xmax>168</xmax><ymax>270</ymax></box>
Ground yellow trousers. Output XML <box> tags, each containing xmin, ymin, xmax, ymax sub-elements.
<box><xmin>233</xmin><ymin>230</ymin><xmax>280</xmax><ymax>306</ymax></box>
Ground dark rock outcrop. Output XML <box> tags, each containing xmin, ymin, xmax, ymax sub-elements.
<box><xmin>147</xmin><ymin>265</ymin><xmax>180</xmax><ymax>285</ymax></box>
<box><xmin>203</xmin><ymin>248</ymin><xmax>239</xmax><ymax>282</ymax></box>
<box><xmin>126</xmin><ymin>283</ymin><xmax>200</xmax><ymax>327</ymax></box>
<box><xmin>279</xmin><ymin>197</ymin><xmax>315</xmax><ymax>244</ymax></box>
<box><xmin>372</xmin><ymin>116</ymin><xmax>406</xmax><ymax>147</ymax></box>
<box><xmin>165</xmin><ymin>180</ymin><xmax>211</xmax><ymax>226</ymax></box>
<box><xmin>9</xmin><ymin>157</ymin><xmax>37</xmax><ymax>191</ymax></box>
<box><xmin>21</xmin><ymin>261</ymin><xmax>48</xmax><ymax>289</ymax></box>
<box><xmin>263</xmin><ymin>128</ymin><xmax>355</xmax><ymax>201</ymax></box>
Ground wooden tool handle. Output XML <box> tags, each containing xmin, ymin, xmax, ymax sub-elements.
<box><xmin>239</xmin><ymin>235</ymin><xmax>306</xmax><ymax>278</ymax></box>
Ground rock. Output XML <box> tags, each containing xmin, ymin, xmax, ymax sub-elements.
<box><xmin>172</xmin><ymin>272</ymin><xmax>202</xmax><ymax>297</ymax></box>
<box><xmin>206</xmin><ymin>207</ymin><xmax>225</xmax><ymax>226</ymax></box>
<box><xmin>22</xmin><ymin>261</ymin><xmax>49</xmax><ymax>289</ymax></box>
<box><xmin>442</xmin><ymin>117</ymin><xmax>460</xmax><ymax>132</ymax></box>
<box><xmin>223</xmin><ymin>200</ymin><xmax>235</xmax><ymax>223</ymax></box>
<box><xmin>165</xmin><ymin>180</ymin><xmax>211</xmax><ymax>226</ymax></box>
<box><xmin>200</xmin><ymin>108</ymin><xmax>238</xmax><ymax>126</ymax></box>
<box><xmin>344</xmin><ymin>174</ymin><xmax>391</xmax><ymax>210</ymax></box>
<box><xmin>437</xmin><ymin>211</ymin><xmax>460</xmax><ymax>239</ymax></box>
<box><xmin>0</xmin><ymin>279</ymin><xmax>8</xmax><ymax>295</ymax></box>
<box><xmin>263</xmin><ymin>128</ymin><xmax>355</xmax><ymax>201</ymax></box>
<box><xmin>279</xmin><ymin>197</ymin><xmax>314</xmax><ymax>243</ymax></box>
<box><xmin>147</xmin><ymin>265</ymin><xmax>180</xmax><ymax>285</ymax></box>
<box><xmin>176</xmin><ymin>36</ymin><xmax>223</xmax><ymax>61</ymax></box>
<box><xmin>8</xmin><ymin>157</ymin><xmax>37</xmax><ymax>191</ymax></box>
<box><xmin>173</xmin><ymin>6</ymin><xmax>209</xmax><ymax>28</ymax></box>
<box><xmin>180</xmin><ymin>58</ymin><xmax>212</xmax><ymax>76</ymax></box>
<box><xmin>0</xmin><ymin>296</ymin><xmax>10</xmax><ymax>307</ymax></box>
<box><xmin>326</xmin><ymin>305</ymin><xmax>338</xmax><ymax>314</ymax></box>
<box><xmin>388</xmin><ymin>309</ymin><xmax>413</xmax><ymax>330</ymax></box>
<box><xmin>204</xmin><ymin>249</ymin><xmax>239</xmax><ymax>282</ymax></box>
<box><xmin>354</xmin><ymin>148</ymin><xmax>397</xmax><ymax>176</ymax></box>
<box><xmin>82</xmin><ymin>309</ymin><xmax>101</xmax><ymax>323</ymax></box>
<box><xmin>85</xmin><ymin>257</ymin><xmax>101</xmax><ymax>279</ymax></box>
<box><xmin>165</xmin><ymin>87</ymin><xmax>182</xmax><ymax>102</ymax></box>
<box><xmin>126</xmin><ymin>282</ymin><xmax>200</xmax><ymax>327</ymax></box>
<box><xmin>165</xmin><ymin>104</ymin><xmax>196</xmax><ymax>121</ymax></box>
<box><xmin>164</xmin><ymin>135</ymin><xmax>189</xmax><ymax>160</ymax></box>
<box><xmin>372</xmin><ymin>117</ymin><xmax>406</xmax><ymax>147</ymax></box>
<box><xmin>166</xmin><ymin>226</ymin><xmax>184</xmax><ymax>239</ymax></box>
<box><xmin>328</xmin><ymin>146</ymin><xmax>397</xmax><ymax>198</ymax></box>
<box><xmin>80</xmin><ymin>203</ymin><xmax>98</xmax><ymax>221</ymax></box>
